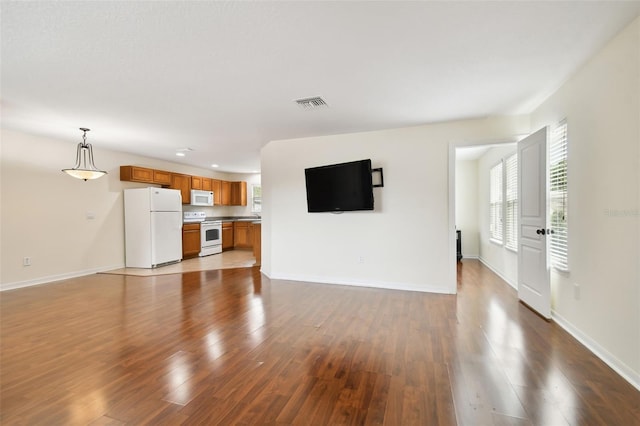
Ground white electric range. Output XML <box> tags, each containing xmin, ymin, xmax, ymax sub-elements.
<box><xmin>183</xmin><ymin>212</ymin><xmax>222</xmax><ymax>256</ymax></box>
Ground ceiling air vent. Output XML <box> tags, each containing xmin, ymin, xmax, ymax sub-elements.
<box><xmin>295</xmin><ymin>96</ymin><xmax>328</xmax><ymax>110</ymax></box>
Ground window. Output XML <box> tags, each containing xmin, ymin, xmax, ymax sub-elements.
<box><xmin>550</xmin><ymin>120</ymin><xmax>568</xmax><ymax>270</ymax></box>
<box><xmin>251</xmin><ymin>184</ymin><xmax>262</xmax><ymax>213</ymax></box>
<box><xmin>505</xmin><ymin>153</ymin><xmax>518</xmax><ymax>251</ymax></box>
<box><xmin>489</xmin><ymin>161</ymin><xmax>503</xmax><ymax>242</ymax></box>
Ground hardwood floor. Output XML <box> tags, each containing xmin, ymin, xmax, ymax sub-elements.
<box><xmin>1</xmin><ymin>260</ymin><xmax>638</xmax><ymax>425</ymax></box>
<box><xmin>102</xmin><ymin>250</ymin><xmax>256</xmax><ymax>277</ymax></box>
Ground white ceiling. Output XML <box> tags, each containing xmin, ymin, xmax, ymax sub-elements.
<box><xmin>2</xmin><ymin>1</ymin><xmax>639</xmax><ymax>173</ymax></box>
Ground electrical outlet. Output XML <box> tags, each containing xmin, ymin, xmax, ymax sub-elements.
<box><xmin>23</xmin><ymin>257</ymin><xmax>32</xmax><ymax>266</ymax></box>
<box><xmin>358</xmin><ymin>256</ymin><xmax>365</xmax><ymax>264</ymax></box>
<box><xmin>573</xmin><ymin>283</ymin><xmax>580</xmax><ymax>300</ymax></box>
<box><xmin>86</xmin><ymin>211</ymin><xmax>95</xmax><ymax>220</ymax></box>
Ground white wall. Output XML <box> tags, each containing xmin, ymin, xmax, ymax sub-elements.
<box><xmin>477</xmin><ymin>145</ymin><xmax>518</xmax><ymax>288</ymax></box>
<box><xmin>261</xmin><ymin>116</ymin><xmax>529</xmax><ymax>294</ymax></box>
<box><xmin>455</xmin><ymin>159</ymin><xmax>479</xmax><ymax>258</ymax></box>
<box><xmin>531</xmin><ymin>17</ymin><xmax>639</xmax><ymax>387</ymax></box>
<box><xmin>0</xmin><ymin>128</ymin><xmax>250</xmax><ymax>289</ymax></box>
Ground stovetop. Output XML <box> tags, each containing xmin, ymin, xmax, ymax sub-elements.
<box><xmin>183</xmin><ymin>211</ymin><xmax>206</xmax><ymax>223</ymax></box>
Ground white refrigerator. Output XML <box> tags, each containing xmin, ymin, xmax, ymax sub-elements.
<box><xmin>124</xmin><ymin>187</ymin><xmax>183</xmax><ymax>268</ymax></box>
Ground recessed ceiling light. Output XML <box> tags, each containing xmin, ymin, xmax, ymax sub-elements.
<box><xmin>175</xmin><ymin>147</ymin><xmax>194</xmax><ymax>157</ymax></box>
<box><xmin>211</xmin><ymin>164</ymin><xmax>219</xmax><ymax>168</ymax></box>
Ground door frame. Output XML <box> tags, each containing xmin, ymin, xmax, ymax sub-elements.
<box><xmin>447</xmin><ymin>136</ymin><xmax>528</xmax><ymax>294</ymax></box>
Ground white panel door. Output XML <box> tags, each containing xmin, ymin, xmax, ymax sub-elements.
<box><xmin>518</xmin><ymin>127</ymin><xmax>550</xmax><ymax>319</ymax></box>
<box><xmin>151</xmin><ymin>211</ymin><xmax>183</xmax><ymax>265</ymax></box>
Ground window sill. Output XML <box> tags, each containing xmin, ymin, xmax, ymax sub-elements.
<box><xmin>505</xmin><ymin>246</ymin><xmax>518</xmax><ymax>254</ymax></box>
<box><xmin>489</xmin><ymin>238</ymin><xmax>503</xmax><ymax>246</ymax></box>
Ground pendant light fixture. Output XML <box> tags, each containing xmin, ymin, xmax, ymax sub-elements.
<box><xmin>62</xmin><ymin>128</ymin><xmax>107</xmax><ymax>181</ymax></box>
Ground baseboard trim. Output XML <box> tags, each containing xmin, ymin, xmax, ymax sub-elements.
<box><xmin>477</xmin><ymin>257</ymin><xmax>517</xmax><ymax>290</ymax></box>
<box><xmin>462</xmin><ymin>255</ymin><xmax>479</xmax><ymax>259</ymax></box>
<box><xmin>1</xmin><ymin>264</ymin><xmax>125</xmax><ymax>292</ymax></box>
<box><xmin>265</xmin><ymin>272</ymin><xmax>454</xmax><ymax>295</ymax></box>
<box><xmin>551</xmin><ymin>310</ymin><xmax>640</xmax><ymax>391</ymax></box>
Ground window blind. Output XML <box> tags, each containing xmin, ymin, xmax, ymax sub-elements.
<box><xmin>505</xmin><ymin>154</ymin><xmax>518</xmax><ymax>251</ymax></box>
<box><xmin>490</xmin><ymin>161</ymin><xmax>503</xmax><ymax>242</ymax></box>
<box><xmin>550</xmin><ymin>120</ymin><xmax>568</xmax><ymax>270</ymax></box>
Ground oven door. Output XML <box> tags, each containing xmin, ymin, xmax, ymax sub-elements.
<box><xmin>200</xmin><ymin>221</ymin><xmax>222</xmax><ymax>256</ymax></box>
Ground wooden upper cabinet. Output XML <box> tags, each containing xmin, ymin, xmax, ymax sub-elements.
<box><xmin>220</xmin><ymin>181</ymin><xmax>231</xmax><ymax>206</ymax></box>
<box><xmin>120</xmin><ymin>167</ymin><xmax>245</xmax><ymax>207</ymax></box>
<box><xmin>153</xmin><ymin>170</ymin><xmax>172</xmax><ymax>185</ymax></box>
<box><xmin>231</xmin><ymin>181</ymin><xmax>247</xmax><ymax>206</ymax></box>
<box><xmin>202</xmin><ymin>178</ymin><xmax>212</xmax><ymax>191</ymax></box>
<box><xmin>212</xmin><ymin>179</ymin><xmax>222</xmax><ymax>205</ymax></box>
<box><xmin>120</xmin><ymin>166</ymin><xmax>153</xmax><ymax>183</ymax></box>
<box><xmin>191</xmin><ymin>176</ymin><xmax>202</xmax><ymax>190</ymax></box>
<box><xmin>120</xmin><ymin>166</ymin><xmax>171</xmax><ymax>186</ymax></box>
<box><xmin>170</xmin><ymin>173</ymin><xmax>191</xmax><ymax>204</ymax></box>
<box><xmin>192</xmin><ymin>176</ymin><xmax>213</xmax><ymax>192</ymax></box>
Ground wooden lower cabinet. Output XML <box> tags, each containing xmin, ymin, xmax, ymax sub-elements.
<box><xmin>222</xmin><ymin>222</ymin><xmax>234</xmax><ymax>251</ymax></box>
<box><xmin>182</xmin><ymin>223</ymin><xmax>201</xmax><ymax>258</ymax></box>
<box><xmin>233</xmin><ymin>221</ymin><xmax>253</xmax><ymax>249</ymax></box>
<box><xmin>252</xmin><ymin>223</ymin><xmax>261</xmax><ymax>265</ymax></box>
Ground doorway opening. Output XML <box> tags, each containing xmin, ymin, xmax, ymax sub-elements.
<box><xmin>452</xmin><ymin>142</ymin><xmax>518</xmax><ymax>293</ymax></box>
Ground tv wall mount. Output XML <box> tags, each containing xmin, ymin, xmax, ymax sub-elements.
<box><xmin>372</xmin><ymin>168</ymin><xmax>384</xmax><ymax>188</ymax></box>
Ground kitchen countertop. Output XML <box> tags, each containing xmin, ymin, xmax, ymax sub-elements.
<box><xmin>183</xmin><ymin>216</ymin><xmax>261</xmax><ymax>225</ymax></box>
<box><xmin>206</xmin><ymin>216</ymin><xmax>261</xmax><ymax>222</ymax></box>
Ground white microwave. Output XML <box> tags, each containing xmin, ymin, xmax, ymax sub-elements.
<box><xmin>190</xmin><ymin>190</ymin><xmax>214</xmax><ymax>206</ymax></box>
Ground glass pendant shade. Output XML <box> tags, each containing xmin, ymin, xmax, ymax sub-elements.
<box><xmin>62</xmin><ymin>128</ymin><xmax>107</xmax><ymax>181</ymax></box>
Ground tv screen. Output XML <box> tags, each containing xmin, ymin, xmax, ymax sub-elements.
<box><xmin>305</xmin><ymin>159</ymin><xmax>374</xmax><ymax>212</ymax></box>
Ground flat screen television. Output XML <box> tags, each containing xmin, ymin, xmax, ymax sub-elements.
<box><xmin>305</xmin><ymin>159</ymin><xmax>374</xmax><ymax>212</ymax></box>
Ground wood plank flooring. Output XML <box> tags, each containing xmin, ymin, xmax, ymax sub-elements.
<box><xmin>102</xmin><ymin>250</ymin><xmax>256</xmax><ymax>277</ymax></box>
<box><xmin>1</xmin><ymin>260</ymin><xmax>638</xmax><ymax>425</ymax></box>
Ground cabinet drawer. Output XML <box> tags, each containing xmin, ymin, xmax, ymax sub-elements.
<box><xmin>183</xmin><ymin>223</ymin><xmax>200</xmax><ymax>231</ymax></box>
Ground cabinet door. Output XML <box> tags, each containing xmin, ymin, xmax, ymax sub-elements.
<box><xmin>233</xmin><ymin>222</ymin><xmax>253</xmax><ymax>249</ymax></box>
<box><xmin>222</xmin><ymin>223</ymin><xmax>234</xmax><ymax>250</ymax></box>
<box><xmin>202</xmin><ymin>178</ymin><xmax>212</xmax><ymax>191</ymax></box>
<box><xmin>153</xmin><ymin>170</ymin><xmax>172</xmax><ymax>185</ymax></box>
<box><xmin>229</xmin><ymin>181</ymin><xmax>247</xmax><ymax>206</ymax></box>
<box><xmin>170</xmin><ymin>174</ymin><xmax>191</xmax><ymax>204</ymax></box>
<box><xmin>120</xmin><ymin>166</ymin><xmax>154</xmax><ymax>183</ymax></box>
<box><xmin>252</xmin><ymin>223</ymin><xmax>261</xmax><ymax>265</ymax></box>
<box><xmin>212</xmin><ymin>179</ymin><xmax>222</xmax><ymax>205</ymax></box>
<box><xmin>220</xmin><ymin>181</ymin><xmax>231</xmax><ymax>206</ymax></box>
<box><xmin>182</xmin><ymin>224</ymin><xmax>201</xmax><ymax>258</ymax></box>
<box><xmin>191</xmin><ymin>176</ymin><xmax>202</xmax><ymax>190</ymax></box>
